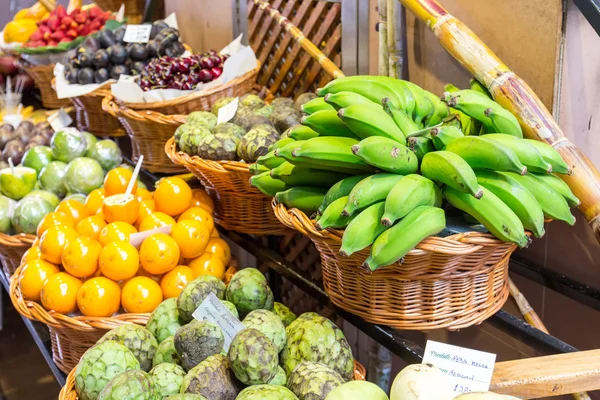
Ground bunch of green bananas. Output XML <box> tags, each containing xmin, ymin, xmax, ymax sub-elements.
<box><xmin>249</xmin><ymin>76</ymin><xmax>578</xmax><ymax>271</ymax></box>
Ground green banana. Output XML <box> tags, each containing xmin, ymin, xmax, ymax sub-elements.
<box><xmin>249</xmin><ymin>163</ymin><xmax>269</xmax><ymax>175</ymax></box>
<box><xmin>442</xmin><ymin>185</ymin><xmax>529</xmax><ymax>247</ymax></box>
<box><xmin>482</xmin><ymin>134</ymin><xmax>552</xmax><ymax>174</ymax></box>
<box><xmin>315</xmin><ymin>196</ymin><xmax>355</xmax><ymax>230</ymax></box>
<box><xmin>343</xmin><ymin>173</ymin><xmax>404</xmax><ymax>216</ymax></box>
<box><xmin>291</xmin><ymin>136</ymin><xmax>378</xmax><ymax>173</ymax></box>
<box><xmin>256</xmin><ymin>150</ymin><xmax>287</xmax><ymax>169</ymax></box>
<box><xmin>301</xmin><ymin>110</ymin><xmax>358</xmax><ymax>138</ymax></box>
<box><xmin>324</xmin><ymin>91</ymin><xmax>379</xmax><ymax>110</ymax></box>
<box><xmin>445</xmin><ymin>136</ymin><xmax>527</xmax><ymax>175</ymax></box>
<box><xmin>430</xmin><ymin>125</ymin><xmax>464</xmax><ymax>150</ymax></box>
<box><xmin>250</xmin><ymin>172</ymin><xmax>289</xmax><ymax>196</ymax></box>
<box><xmin>421</xmin><ymin>151</ymin><xmax>482</xmax><ymax>198</ymax></box>
<box><xmin>441</xmin><ymin>114</ymin><xmax>463</xmax><ymax>129</ymax></box>
<box><xmin>381</xmin><ymin>175</ymin><xmax>439</xmax><ymax>226</ymax></box>
<box><xmin>275</xmin><ymin>187</ymin><xmax>327</xmax><ymax>215</ymax></box>
<box><xmin>523</xmin><ymin>139</ymin><xmax>570</xmax><ymax>175</ymax></box>
<box><xmin>269</xmin><ymin>137</ymin><xmax>295</xmax><ymax>151</ymax></box>
<box><xmin>351</xmin><ymin>136</ymin><xmax>418</xmax><ymax>174</ymax></box>
<box><xmin>469</xmin><ymin>78</ymin><xmax>492</xmax><ymax>98</ymax></box>
<box><xmin>340</xmin><ymin>201</ymin><xmax>388</xmax><ymax>257</ymax></box>
<box><xmin>316</xmin><ymin>76</ymin><xmax>405</xmax><ymax>110</ymax></box>
<box><xmin>531</xmin><ymin>173</ymin><xmax>580</xmax><ymax>207</ymax></box>
<box><xmin>338</xmin><ymin>103</ymin><xmax>406</xmax><ymax>144</ymax></box>
<box><xmin>468</xmin><ymin>117</ymin><xmax>482</xmax><ymax>136</ymax></box>
<box><xmin>288</xmin><ymin>125</ymin><xmax>319</xmax><ymax>140</ymax></box>
<box><xmin>274</xmin><ymin>139</ymin><xmax>368</xmax><ymax>174</ymax></box>
<box><xmin>402</xmin><ymin>80</ymin><xmax>434</xmax><ymax>126</ymax></box>
<box><xmin>274</xmin><ymin>140</ymin><xmax>306</xmax><ymax>162</ymax></box>
<box><xmin>444</xmin><ymin>83</ymin><xmax>460</xmax><ymax>92</ymax></box>
<box><xmin>364</xmin><ymin>206</ymin><xmax>446</xmax><ymax>270</ymax></box>
<box><xmin>408</xmin><ymin>136</ymin><xmax>435</xmax><ymax>162</ymax></box>
<box><xmin>317</xmin><ymin>175</ymin><xmax>368</xmax><ymax>215</ymax></box>
<box><xmin>442</xmin><ymin>89</ymin><xmax>523</xmax><ymax>138</ymax></box>
<box><xmin>504</xmin><ymin>172</ymin><xmax>576</xmax><ymax>225</ymax></box>
<box><xmin>382</xmin><ymin>98</ymin><xmax>420</xmax><ymax>137</ymax></box>
<box><xmin>423</xmin><ymin>90</ymin><xmax>449</xmax><ymax>127</ymax></box>
<box><xmin>301</xmin><ymin>96</ymin><xmax>335</xmax><ymax>114</ymax></box>
<box><xmin>269</xmin><ymin>161</ymin><xmax>348</xmax><ymax>188</ymax></box>
<box><xmin>475</xmin><ymin>170</ymin><xmax>545</xmax><ymax>238</ymax></box>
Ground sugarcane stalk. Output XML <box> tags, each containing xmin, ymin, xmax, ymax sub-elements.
<box><xmin>399</xmin><ymin>0</ymin><xmax>600</xmax><ymax>242</ymax></box>
<box><xmin>508</xmin><ymin>278</ymin><xmax>591</xmax><ymax>400</ymax></box>
<box><xmin>378</xmin><ymin>0</ymin><xmax>389</xmax><ymax>76</ymax></box>
<box><xmin>387</xmin><ymin>0</ymin><xmax>402</xmax><ymax>78</ymax></box>
<box><xmin>251</xmin><ymin>0</ymin><xmax>344</xmax><ymax>79</ymax></box>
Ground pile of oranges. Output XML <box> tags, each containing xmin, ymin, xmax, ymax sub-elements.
<box><xmin>18</xmin><ymin>167</ymin><xmax>232</xmax><ymax>318</ymax></box>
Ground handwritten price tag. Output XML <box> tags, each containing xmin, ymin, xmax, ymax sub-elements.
<box><xmin>422</xmin><ymin>340</ymin><xmax>496</xmax><ymax>395</ymax></box>
<box><xmin>123</xmin><ymin>24</ymin><xmax>152</xmax><ymax>43</ymax></box>
<box><xmin>193</xmin><ymin>293</ymin><xmax>244</xmax><ymax>351</ymax></box>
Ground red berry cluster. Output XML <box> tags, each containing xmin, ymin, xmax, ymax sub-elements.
<box><xmin>138</xmin><ymin>50</ymin><xmax>229</xmax><ymax>91</ymax></box>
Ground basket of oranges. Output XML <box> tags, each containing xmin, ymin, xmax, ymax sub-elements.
<box><xmin>9</xmin><ymin>167</ymin><xmax>235</xmax><ymax>374</ymax></box>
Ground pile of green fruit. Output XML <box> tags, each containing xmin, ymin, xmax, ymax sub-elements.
<box><xmin>250</xmin><ymin>76</ymin><xmax>578</xmax><ymax>271</ymax></box>
<box><xmin>0</xmin><ymin>127</ymin><xmax>122</xmax><ymax>235</ymax></box>
<box><xmin>73</xmin><ymin>267</ymin><xmax>378</xmax><ymax>400</ymax></box>
<box><xmin>173</xmin><ymin>93</ymin><xmax>315</xmax><ymax>163</ymax></box>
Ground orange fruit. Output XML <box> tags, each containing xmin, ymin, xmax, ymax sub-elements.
<box><xmin>136</xmin><ymin>188</ymin><xmax>153</xmax><ymax>202</ymax></box>
<box><xmin>40</xmin><ymin>272</ymin><xmax>83</xmax><ymax>314</ymax></box>
<box><xmin>178</xmin><ymin>207</ymin><xmax>214</xmax><ymax>233</ymax></box>
<box><xmin>170</xmin><ymin>219</ymin><xmax>210</xmax><ymax>259</ymax></box>
<box><xmin>98</xmin><ymin>221</ymin><xmax>137</xmax><ymax>246</ymax></box>
<box><xmin>103</xmin><ymin>167</ymin><xmax>137</xmax><ymax>196</ymax></box>
<box><xmin>189</xmin><ymin>253</ymin><xmax>225</xmax><ymax>280</ymax></box>
<box><xmin>160</xmin><ymin>265</ymin><xmax>194</xmax><ymax>298</ymax></box>
<box><xmin>102</xmin><ymin>194</ymin><xmax>139</xmax><ymax>225</ymax></box>
<box><xmin>85</xmin><ymin>188</ymin><xmax>105</xmax><ymax>215</ymax></box>
<box><xmin>154</xmin><ymin>177</ymin><xmax>192</xmax><ymax>217</ymax></box>
<box><xmin>136</xmin><ymin>199</ymin><xmax>155</xmax><ymax>228</ymax></box>
<box><xmin>19</xmin><ymin>259</ymin><xmax>60</xmax><ymax>301</ymax></box>
<box><xmin>76</xmin><ymin>215</ymin><xmax>107</xmax><ymax>240</ymax></box>
<box><xmin>99</xmin><ymin>241</ymin><xmax>140</xmax><ymax>281</ymax></box>
<box><xmin>62</xmin><ymin>236</ymin><xmax>102</xmax><ymax>278</ymax></box>
<box><xmin>55</xmin><ymin>200</ymin><xmax>90</xmax><ymax>225</ymax></box>
<box><xmin>121</xmin><ymin>276</ymin><xmax>163</xmax><ymax>313</ymax></box>
<box><xmin>139</xmin><ymin>212</ymin><xmax>176</xmax><ymax>232</ymax></box>
<box><xmin>77</xmin><ymin>277</ymin><xmax>121</xmax><ymax>317</ymax></box>
<box><xmin>21</xmin><ymin>245</ymin><xmax>42</xmax><ymax>263</ymax></box>
<box><xmin>190</xmin><ymin>189</ymin><xmax>214</xmax><ymax>213</ymax></box>
<box><xmin>40</xmin><ymin>225</ymin><xmax>79</xmax><ymax>264</ymax></box>
<box><xmin>211</xmin><ymin>229</ymin><xmax>219</xmax><ymax>238</ymax></box>
<box><xmin>37</xmin><ymin>211</ymin><xmax>74</xmax><ymax>237</ymax></box>
<box><xmin>204</xmin><ymin>238</ymin><xmax>231</xmax><ymax>265</ymax></box>
<box><xmin>136</xmin><ymin>267</ymin><xmax>161</xmax><ymax>282</ymax></box>
<box><xmin>139</xmin><ymin>233</ymin><xmax>180</xmax><ymax>275</ymax></box>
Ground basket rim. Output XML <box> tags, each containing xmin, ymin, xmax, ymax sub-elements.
<box><xmin>0</xmin><ymin>231</ymin><xmax>36</xmax><ymax>247</ymax></box>
<box><xmin>271</xmin><ymin>199</ymin><xmax>515</xmax><ymax>257</ymax></box>
<box><xmin>101</xmin><ymin>94</ymin><xmax>188</xmax><ymax>125</ymax></box>
<box><xmin>115</xmin><ymin>60</ymin><xmax>261</xmax><ymax>111</ymax></box>
<box><xmin>9</xmin><ymin>261</ymin><xmax>237</xmax><ymax>331</ymax></box>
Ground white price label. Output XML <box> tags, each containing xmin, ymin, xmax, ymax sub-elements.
<box><xmin>217</xmin><ymin>97</ymin><xmax>239</xmax><ymax>125</ymax></box>
<box><xmin>422</xmin><ymin>340</ymin><xmax>496</xmax><ymax>395</ymax></box>
<box><xmin>123</xmin><ymin>24</ymin><xmax>152</xmax><ymax>43</ymax></box>
<box><xmin>48</xmin><ymin>108</ymin><xmax>73</xmax><ymax>132</ymax></box>
<box><xmin>192</xmin><ymin>292</ymin><xmax>244</xmax><ymax>352</ymax></box>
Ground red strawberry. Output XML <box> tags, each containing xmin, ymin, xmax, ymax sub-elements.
<box><xmin>43</xmin><ymin>31</ymin><xmax>51</xmax><ymax>41</ymax></box>
<box><xmin>104</xmin><ymin>11</ymin><xmax>112</xmax><ymax>19</ymax></box>
<box><xmin>55</xmin><ymin>5</ymin><xmax>66</xmax><ymax>19</ymax></box>
<box><xmin>46</xmin><ymin>16</ymin><xmax>60</xmax><ymax>31</ymax></box>
<box><xmin>60</xmin><ymin>37</ymin><xmax>73</xmax><ymax>43</ymax></box>
<box><xmin>69</xmin><ymin>8</ymin><xmax>80</xmax><ymax>16</ymax></box>
<box><xmin>66</xmin><ymin>29</ymin><xmax>78</xmax><ymax>39</ymax></box>
<box><xmin>88</xmin><ymin>6</ymin><xmax>103</xmax><ymax>19</ymax></box>
<box><xmin>70</xmin><ymin>21</ymin><xmax>79</xmax><ymax>29</ymax></box>
<box><xmin>89</xmin><ymin>20</ymin><xmax>102</xmax><ymax>31</ymax></box>
<box><xmin>47</xmin><ymin>40</ymin><xmax>58</xmax><ymax>47</ymax></box>
<box><xmin>29</xmin><ymin>30</ymin><xmax>43</xmax><ymax>41</ymax></box>
<box><xmin>61</xmin><ymin>16</ymin><xmax>74</xmax><ymax>26</ymax></box>
<box><xmin>39</xmin><ymin>25</ymin><xmax>50</xmax><ymax>34</ymax></box>
<box><xmin>59</xmin><ymin>23</ymin><xmax>67</xmax><ymax>31</ymax></box>
<box><xmin>79</xmin><ymin>26</ymin><xmax>89</xmax><ymax>36</ymax></box>
<box><xmin>75</xmin><ymin>13</ymin><xmax>87</xmax><ymax>24</ymax></box>
<box><xmin>50</xmin><ymin>31</ymin><xmax>65</xmax><ymax>41</ymax></box>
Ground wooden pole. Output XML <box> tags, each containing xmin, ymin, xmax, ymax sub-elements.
<box><xmin>378</xmin><ymin>0</ymin><xmax>389</xmax><ymax>76</ymax></box>
<box><xmin>387</xmin><ymin>0</ymin><xmax>402</xmax><ymax>78</ymax></box>
<box><xmin>508</xmin><ymin>278</ymin><xmax>591</xmax><ymax>400</ymax></box>
<box><xmin>398</xmin><ymin>0</ymin><xmax>600</xmax><ymax>243</ymax></box>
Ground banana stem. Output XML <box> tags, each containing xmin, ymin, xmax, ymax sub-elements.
<box><xmin>399</xmin><ymin>0</ymin><xmax>600</xmax><ymax>244</ymax></box>
<box><xmin>378</xmin><ymin>0</ymin><xmax>389</xmax><ymax>77</ymax></box>
<box><xmin>386</xmin><ymin>0</ymin><xmax>402</xmax><ymax>78</ymax></box>
<box><xmin>508</xmin><ymin>278</ymin><xmax>591</xmax><ymax>400</ymax></box>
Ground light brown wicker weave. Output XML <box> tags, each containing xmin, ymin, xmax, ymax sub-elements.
<box><xmin>0</xmin><ymin>233</ymin><xmax>35</xmax><ymax>277</ymax></box>
<box><xmin>10</xmin><ymin>262</ymin><xmax>237</xmax><ymax>373</ymax></box>
<box><xmin>273</xmin><ymin>201</ymin><xmax>516</xmax><ymax>331</ymax></box>
<box><xmin>93</xmin><ymin>0</ymin><xmax>145</xmax><ymax>23</ymax></box>
<box><xmin>20</xmin><ymin>62</ymin><xmax>71</xmax><ymax>109</ymax></box>
<box><xmin>165</xmin><ymin>137</ymin><xmax>289</xmax><ymax>236</ymax></box>
<box><xmin>59</xmin><ymin>359</ymin><xmax>366</xmax><ymax>399</ymax></box>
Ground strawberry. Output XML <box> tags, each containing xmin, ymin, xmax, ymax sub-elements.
<box><xmin>69</xmin><ymin>8</ymin><xmax>80</xmax><ymax>17</ymax></box>
<box><xmin>43</xmin><ymin>31</ymin><xmax>51</xmax><ymax>41</ymax></box>
<box><xmin>75</xmin><ymin>13</ymin><xmax>87</xmax><ymax>24</ymax></box>
<box><xmin>48</xmin><ymin>40</ymin><xmax>58</xmax><ymax>47</ymax></box>
<box><xmin>55</xmin><ymin>5</ymin><xmax>67</xmax><ymax>19</ymax></box>
<box><xmin>89</xmin><ymin>20</ymin><xmax>102</xmax><ymax>31</ymax></box>
<box><xmin>39</xmin><ymin>25</ymin><xmax>50</xmax><ymax>34</ymax></box>
<box><xmin>66</xmin><ymin>29</ymin><xmax>78</xmax><ymax>39</ymax></box>
<box><xmin>61</xmin><ymin>16</ymin><xmax>74</xmax><ymax>26</ymax></box>
<box><xmin>59</xmin><ymin>23</ymin><xmax>67</xmax><ymax>31</ymax></box>
<box><xmin>70</xmin><ymin>21</ymin><xmax>79</xmax><ymax>29</ymax></box>
<box><xmin>50</xmin><ymin>31</ymin><xmax>65</xmax><ymax>41</ymax></box>
<box><xmin>46</xmin><ymin>16</ymin><xmax>60</xmax><ymax>31</ymax></box>
<box><xmin>79</xmin><ymin>26</ymin><xmax>89</xmax><ymax>36</ymax></box>
<box><xmin>88</xmin><ymin>6</ymin><xmax>103</xmax><ymax>19</ymax></box>
<box><xmin>29</xmin><ymin>30</ymin><xmax>43</xmax><ymax>41</ymax></box>
<box><xmin>60</xmin><ymin>37</ymin><xmax>73</xmax><ymax>43</ymax></box>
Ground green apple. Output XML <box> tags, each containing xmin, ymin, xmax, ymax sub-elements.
<box><xmin>0</xmin><ymin>166</ymin><xmax>37</xmax><ymax>200</ymax></box>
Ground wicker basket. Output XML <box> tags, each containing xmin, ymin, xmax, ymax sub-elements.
<box><xmin>165</xmin><ymin>137</ymin><xmax>289</xmax><ymax>236</ymax></box>
<box><xmin>20</xmin><ymin>63</ymin><xmax>71</xmax><ymax>109</ymax></box>
<box><xmin>93</xmin><ymin>0</ymin><xmax>146</xmax><ymax>24</ymax></box>
<box><xmin>0</xmin><ymin>233</ymin><xmax>35</xmax><ymax>278</ymax></box>
<box><xmin>59</xmin><ymin>359</ymin><xmax>366</xmax><ymax>399</ymax></box>
<box><xmin>10</xmin><ymin>261</ymin><xmax>237</xmax><ymax>373</ymax></box>
<box><xmin>273</xmin><ymin>201</ymin><xmax>517</xmax><ymax>331</ymax></box>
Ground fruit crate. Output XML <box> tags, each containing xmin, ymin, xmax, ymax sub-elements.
<box><xmin>102</xmin><ymin>66</ymin><xmax>260</xmax><ymax>174</ymax></box>
<box><xmin>273</xmin><ymin>201</ymin><xmax>517</xmax><ymax>331</ymax></box>
<box><xmin>0</xmin><ymin>233</ymin><xmax>35</xmax><ymax>277</ymax></box>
